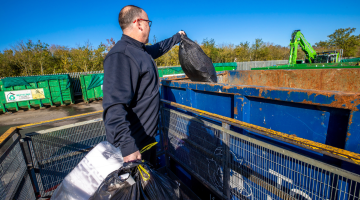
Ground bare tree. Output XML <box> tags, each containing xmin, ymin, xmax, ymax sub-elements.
<box><xmin>33</xmin><ymin>40</ymin><xmax>51</xmax><ymax>75</ymax></box>
<box><xmin>12</xmin><ymin>40</ymin><xmax>35</xmax><ymax>75</ymax></box>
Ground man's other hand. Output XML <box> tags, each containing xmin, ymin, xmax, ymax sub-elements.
<box><xmin>178</xmin><ymin>31</ymin><xmax>186</xmax><ymax>35</ymax></box>
<box><xmin>123</xmin><ymin>150</ymin><xmax>142</xmax><ymax>162</ymax></box>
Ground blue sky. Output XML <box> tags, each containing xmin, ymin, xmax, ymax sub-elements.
<box><xmin>1</xmin><ymin>0</ymin><xmax>359</xmax><ymax>51</ymax></box>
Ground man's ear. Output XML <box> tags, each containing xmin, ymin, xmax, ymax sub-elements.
<box><xmin>138</xmin><ymin>22</ymin><xmax>143</xmax><ymax>31</ymax></box>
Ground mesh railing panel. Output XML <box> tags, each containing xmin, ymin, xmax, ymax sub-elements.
<box><xmin>161</xmin><ymin>107</ymin><xmax>360</xmax><ymax>200</ymax></box>
<box><xmin>27</xmin><ymin>119</ymin><xmax>106</xmax><ymax>197</ymax></box>
<box><xmin>13</xmin><ymin>172</ymin><xmax>36</xmax><ymax>200</ymax></box>
<box><xmin>0</xmin><ymin>135</ymin><xmax>28</xmax><ymax>200</ymax></box>
<box><xmin>163</xmin><ymin>110</ymin><xmax>224</xmax><ymax>186</ymax></box>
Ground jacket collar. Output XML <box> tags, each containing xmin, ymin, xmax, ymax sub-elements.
<box><xmin>121</xmin><ymin>34</ymin><xmax>146</xmax><ymax>50</ymax></box>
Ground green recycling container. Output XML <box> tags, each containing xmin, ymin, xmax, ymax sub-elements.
<box><xmin>158</xmin><ymin>67</ymin><xmax>184</xmax><ymax>77</ymax></box>
<box><xmin>157</xmin><ymin>62</ymin><xmax>237</xmax><ymax>77</ymax></box>
<box><xmin>0</xmin><ymin>75</ymin><xmax>75</xmax><ymax>113</ymax></box>
<box><xmin>80</xmin><ymin>74</ymin><xmax>104</xmax><ymax>103</ymax></box>
<box><xmin>341</xmin><ymin>57</ymin><xmax>360</xmax><ymax>63</ymax></box>
<box><xmin>213</xmin><ymin>62</ymin><xmax>237</xmax><ymax>71</ymax></box>
<box><xmin>251</xmin><ymin>62</ymin><xmax>360</xmax><ymax>70</ymax></box>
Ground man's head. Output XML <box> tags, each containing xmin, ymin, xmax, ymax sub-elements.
<box><xmin>118</xmin><ymin>5</ymin><xmax>151</xmax><ymax>44</ymax></box>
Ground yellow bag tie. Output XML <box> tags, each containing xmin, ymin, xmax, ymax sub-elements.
<box><xmin>138</xmin><ymin>165</ymin><xmax>150</xmax><ymax>181</ymax></box>
<box><xmin>140</xmin><ymin>142</ymin><xmax>158</xmax><ymax>153</ymax></box>
<box><xmin>137</xmin><ymin>142</ymin><xmax>157</xmax><ymax>181</ymax></box>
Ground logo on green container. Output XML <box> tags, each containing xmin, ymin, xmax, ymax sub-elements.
<box><xmin>7</xmin><ymin>92</ymin><xmax>15</xmax><ymax>101</ymax></box>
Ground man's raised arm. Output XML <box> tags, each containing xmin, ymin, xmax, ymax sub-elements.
<box><xmin>146</xmin><ymin>31</ymin><xmax>186</xmax><ymax>59</ymax></box>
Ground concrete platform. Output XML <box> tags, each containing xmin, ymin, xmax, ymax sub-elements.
<box><xmin>0</xmin><ymin>101</ymin><xmax>104</xmax><ymax>137</ymax></box>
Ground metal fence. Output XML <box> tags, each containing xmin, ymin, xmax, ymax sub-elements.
<box><xmin>161</xmin><ymin>107</ymin><xmax>360</xmax><ymax>200</ymax></box>
<box><xmin>236</xmin><ymin>60</ymin><xmax>288</xmax><ymax>70</ymax></box>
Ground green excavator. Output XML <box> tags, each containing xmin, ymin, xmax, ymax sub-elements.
<box><xmin>288</xmin><ymin>30</ymin><xmax>343</xmax><ymax>64</ymax></box>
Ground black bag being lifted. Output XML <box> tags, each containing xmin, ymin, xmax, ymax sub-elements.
<box><xmin>179</xmin><ymin>34</ymin><xmax>217</xmax><ymax>83</ymax></box>
<box><xmin>89</xmin><ymin>160</ymin><xmax>181</xmax><ymax>200</ymax></box>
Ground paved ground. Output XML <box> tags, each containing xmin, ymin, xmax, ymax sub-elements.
<box><xmin>0</xmin><ymin>100</ymin><xmax>104</xmax><ymax>136</ymax></box>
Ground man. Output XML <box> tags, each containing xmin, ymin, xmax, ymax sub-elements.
<box><xmin>102</xmin><ymin>5</ymin><xmax>185</xmax><ymax>167</ymax></box>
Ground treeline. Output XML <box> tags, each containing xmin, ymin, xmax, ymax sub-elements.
<box><xmin>0</xmin><ymin>40</ymin><xmax>107</xmax><ymax>77</ymax></box>
<box><xmin>1</xmin><ymin>28</ymin><xmax>359</xmax><ymax>77</ymax></box>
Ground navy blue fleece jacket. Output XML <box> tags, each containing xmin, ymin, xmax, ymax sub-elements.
<box><xmin>103</xmin><ymin>33</ymin><xmax>181</xmax><ymax>157</ymax></box>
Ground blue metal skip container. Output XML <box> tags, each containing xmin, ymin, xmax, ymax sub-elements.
<box><xmin>160</xmin><ymin>69</ymin><xmax>360</xmax><ymax>172</ymax></box>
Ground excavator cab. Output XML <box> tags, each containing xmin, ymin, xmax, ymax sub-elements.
<box><xmin>314</xmin><ymin>51</ymin><xmax>341</xmax><ymax>63</ymax></box>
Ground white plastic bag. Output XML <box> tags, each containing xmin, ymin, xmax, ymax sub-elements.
<box><xmin>51</xmin><ymin>141</ymin><xmax>124</xmax><ymax>200</ymax></box>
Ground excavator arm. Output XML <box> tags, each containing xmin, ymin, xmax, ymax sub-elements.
<box><xmin>289</xmin><ymin>30</ymin><xmax>317</xmax><ymax>64</ymax></box>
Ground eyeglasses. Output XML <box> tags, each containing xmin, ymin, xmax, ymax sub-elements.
<box><xmin>133</xmin><ymin>18</ymin><xmax>152</xmax><ymax>27</ymax></box>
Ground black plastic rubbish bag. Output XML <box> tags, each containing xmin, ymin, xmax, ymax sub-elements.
<box><xmin>179</xmin><ymin>34</ymin><xmax>217</xmax><ymax>83</ymax></box>
<box><xmin>89</xmin><ymin>160</ymin><xmax>181</xmax><ymax>200</ymax></box>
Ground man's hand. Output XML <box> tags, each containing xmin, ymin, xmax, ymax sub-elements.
<box><xmin>178</xmin><ymin>31</ymin><xmax>186</xmax><ymax>35</ymax></box>
<box><xmin>123</xmin><ymin>150</ymin><xmax>141</xmax><ymax>162</ymax></box>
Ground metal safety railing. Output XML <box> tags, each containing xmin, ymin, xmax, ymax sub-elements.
<box><xmin>160</xmin><ymin>100</ymin><xmax>360</xmax><ymax>165</ymax></box>
<box><xmin>1</xmin><ymin>100</ymin><xmax>360</xmax><ymax>199</ymax></box>
<box><xmin>161</xmin><ymin>101</ymin><xmax>360</xmax><ymax>200</ymax></box>
<box><xmin>0</xmin><ymin>111</ymin><xmax>103</xmax><ymax>200</ymax></box>
<box><xmin>26</xmin><ymin>118</ymin><xmax>106</xmax><ymax>197</ymax></box>
<box><xmin>0</xmin><ymin>128</ymin><xmax>36</xmax><ymax>200</ymax></box>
